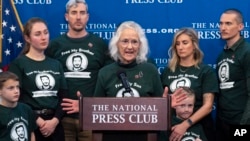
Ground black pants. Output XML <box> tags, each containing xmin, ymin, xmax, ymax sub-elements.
<box><xmin>200</xmin><ymin>114</ymin><xmax>216</xmax><ymax>141</ymax></box>
<box><xmin>35</xmin><ymin>114</ymin><xmax>65</xmax><ymax>141</ymax></box>
<box><xmin>215</xmin><ymin>117</ymin><xmax>230</xmax><ymax>141</ymax></box>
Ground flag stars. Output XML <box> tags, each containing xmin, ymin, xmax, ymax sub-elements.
<box><xmin>16</xmin><ymin>41</ymin><xmax>23</xmax><ymax>48</ymax></box>
<box><xmin>2</xmin><ymin>20</ymin><xmax>7</xmax><ymax>27</ymax></box>
<box><xmin>2</xmin><ymin>0</ymin><xmax>24</xmax><ymax>68</ymax></box>
<box><xmin>5</xmin><ymin>8</ymin><xmax>10</xmax><ymax>15</ymax></box>
<box><xmin>8</xmin><ymin>37</ymin><xmax>13</xmax><ymax>43</ymax></box>
<box><xmin>10</xmin><ymin>25</ymin><xmax>16</xmax><ymax>32</ymax></box>
<box><xmin>5</xmin><ymin>49</ymin><xmax>11</xmax><ymax>56</ymax></box>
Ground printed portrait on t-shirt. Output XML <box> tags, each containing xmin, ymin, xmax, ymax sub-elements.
<box><xmin>170</xmin><ymin>77</ymin><xmax>191</xmax><ymax>92</ymax></box>
<box><xmin>11</xmin><ymin>123</ymin><xmax>28</xmax><ymax>141</ymax></box>
<box><xmin>218</xmin><ymin>62</ymin><xmax>229</xmax><ymax>82</ymax></box>
<box><xmin>35</xmin><ymin>73</ymin><xmax>55</xmax><ymax>90</ymax></box>
<box><xmin>116</xmin><ymin>87</ymin><xmax>140</xmax><ymax>97</ymax></box>
<box><xmin>66</xmin><ymin>53</ymin><xmax>88</xmax><ymax>72</ymax></box>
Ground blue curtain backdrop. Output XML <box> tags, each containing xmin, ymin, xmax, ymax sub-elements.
<box><xmin>7</xmin><ymin>0</ymin><xmax>250</xmax><ymax>119</ymax></box>
<box><xmin>13</xmin><ymin>0</ymin><xmax>250</xmax><ymax>71</ymax></box>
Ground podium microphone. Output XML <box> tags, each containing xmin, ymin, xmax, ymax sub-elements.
<box><xmin>117</xmin><ymin>70</ymin><xmax>134</xmax><ymax>97</ymax></box>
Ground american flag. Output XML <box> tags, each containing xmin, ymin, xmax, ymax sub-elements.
<box><xmin>1</xmin><ymin>0</ymin><xmax>24</xmax><ymax>71</ymax></box>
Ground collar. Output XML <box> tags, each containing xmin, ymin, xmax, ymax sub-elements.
<box><xmin>117</xmin><ymin>60</ymin><xmax>137</xmax><ymax>68</ymax></box>
<box><xmin>224</xmin><ymin>36</ymin><xmax>244</xmax><ymax>51</ymax></box>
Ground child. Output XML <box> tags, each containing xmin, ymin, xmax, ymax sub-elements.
<box><xmin>0</xmin><ymin>71</ymin><xmax>37</xmax><ymax>141</ymax></box>
<box><xmin>159</xmin><ymin>87</ymin><xmax>207</xmax><ymax>141</ymax></box>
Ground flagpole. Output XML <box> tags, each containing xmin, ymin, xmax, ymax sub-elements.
<box><xmin>10</xmin><ymin>0</ymin><xmax>23</xmax><ymax>31</ymax></box>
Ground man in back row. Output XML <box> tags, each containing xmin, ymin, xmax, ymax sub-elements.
<box><xmin>45</xmin><ymin>0</ymin><xmax>112</xmax><ymax>140</ymax></box>
<box><xmin>216</xmin><ymin>8</ymin><xmax>250</xmax><ymax>141</ymax></box>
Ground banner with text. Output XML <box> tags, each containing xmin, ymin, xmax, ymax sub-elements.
<box><xmin>9</xmin><ymin>0</ymin><xmax>250</xmax><ymax>71</ymax></box>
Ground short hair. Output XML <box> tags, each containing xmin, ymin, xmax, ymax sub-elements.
<box><xmin>168</xmin><ymin>27</ymin><xmax>203</xmax><ymax>72</ymax></box>
<box><xmin>15</xmin><ymin>125</ymin><xmax>24</xmax><ymax>132</ymax></box>
<box><xmin>176</xmin><ymin>79</ymin><xmax>186</xmax><ymax>85</ymax></box>
<box><xmin>0</xmin><ymin>71</ymin><xmax>19</xmax><ymax>89</ymax></box>
<box><xmin>40</xmin><ymin>75</ymin><xmax>49</xmax><ymax>80</ymax></box>
<box><xmin>222</xmin><ymin>8</ymin><xmax>243</xmax><ymax>23</ymax></box>
<box><xmin>72</xmin><ymin>55</ymin><xmax>82</xmax><ymax>61</ymax></box>
<box><xmin>180</xmin><ymin>86</ymin><xmax>195</xmax><ymax>100</ymax></box>
<box><xmin>109</xmin><ymin>21</ymin><xmax>149</xmax><ymax>64</ymax></box>
<box><xmin>221</xmin><ymin>64</ymin><xmax>227</xmax><ymax>69</ymax></box>
<box><xmin>66</xmin><ymin>0</ymin><xmax>88</xmax><ymax>13</ymax></box>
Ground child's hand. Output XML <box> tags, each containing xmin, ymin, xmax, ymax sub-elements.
<box><xmin>195</xmin><ymin>138</ymin><xmax>202</xmax><ymax>141</ymax></box>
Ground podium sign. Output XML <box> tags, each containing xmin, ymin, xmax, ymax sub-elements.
<box><xmin>79</xmin><ymin>97</ymin><xmax>171</xmax><ymax>131</ymax></box>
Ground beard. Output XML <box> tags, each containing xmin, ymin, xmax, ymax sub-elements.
<box><xmin>71</xmin><ymin>22</ymin><xmax>85</xmax><ymax>32</ymax></box>
<box><xmin>72</xmin><ymin>26</ymin><xmax>84</xmax><ymax>32</ymax></box>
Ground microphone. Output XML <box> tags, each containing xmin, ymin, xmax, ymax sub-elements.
<box><xmin>117</xmin><ymin>70</ymin><xmax>134</xmax><ymax>97</ymax></box>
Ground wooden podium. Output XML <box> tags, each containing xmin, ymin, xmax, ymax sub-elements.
<box><xmin>79</xmin><ymin>96</ymin><xmax>171</xmax><ymax>141</ymax></box>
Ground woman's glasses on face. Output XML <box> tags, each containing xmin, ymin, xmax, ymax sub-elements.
<box><xmin>119</xmin><ymin>39</ymin><xmax>140</xmax><ymax>47</ymax></box>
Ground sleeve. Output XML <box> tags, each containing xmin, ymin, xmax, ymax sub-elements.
<box><xmin>54</xmin><ymin>63</ymin><xmax>68</xmax><ymax>120</ymax></box>
<box><xmin>152</xmin><ymin>66</ymin><xmax>164</xmax><ymax>97</ymax></box>
<box><xmin>54</xmin><ymin>89</ymin><xmax>68</xmax><ymax>120</ymax></box>
<box><xmin>202</xmin><ymin>66</ymin><xmax>219</xmax><ymax>94</ymax></box>
<box><xmin>160</xmin><ymin>67</ymin><xmax>170</xmax><ymax>88</ymax></box>
<box><xmin>26</xmin><ymin>104</ymin><xmax>38</xmax><ymax>131</ymax></box>
<box><xmin>240</xmin><ymin>48</ymin><xmax>250</xmax><ymax>124</ymax></box>
<box><xmin>93</xmin><ymin>70</ymin><xmax>106</xmax><ymax>97</ymax></box>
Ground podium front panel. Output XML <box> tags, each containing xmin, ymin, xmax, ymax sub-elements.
<box><xmin>80</xmin><ymin>97</ymin><xmax>170</xmax><ymax>131</ymax></box>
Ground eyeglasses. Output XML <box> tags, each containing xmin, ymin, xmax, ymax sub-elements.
<box><xmin>119</xmin><ymin>39</ymin><xmax>140</xmax><ymax>47</ymax></box>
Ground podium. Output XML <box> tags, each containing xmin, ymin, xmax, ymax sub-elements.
<box><xmin>79</xmin><ymin>96</ymin><xmax>171</xmax><ymax>141</ymax></box>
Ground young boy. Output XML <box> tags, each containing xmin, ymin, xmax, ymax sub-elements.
<box><xmin>0</xmin><ymin>71</ymin><xmax>37</xmax><ymax>141</ymax></box>
<box><xmin>159</xmin><ymin>87</ymin><xmax>207</xmax><ymax>141</ymax></box>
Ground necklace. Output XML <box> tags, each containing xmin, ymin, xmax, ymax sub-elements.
<box><xmin>179</xmin><ymin>66</ymin><xmax>190</xmax><ymax>73</ymax></box>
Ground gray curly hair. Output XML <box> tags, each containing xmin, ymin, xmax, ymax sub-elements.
<box><xmin>109</xmin><ymin>21</ymin><xmax>149</xmax><ymax>64</ymax></box>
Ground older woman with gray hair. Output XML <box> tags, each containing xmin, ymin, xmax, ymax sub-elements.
<box><xmin>94</xmin><ymin>21</ymin><xmax>186</xmax><ymax>141</ymax></box>
<box><xmin>94</xmin><ymin>20</ymin><xmax>162</xmax><ymax>98</ymax></box>
<box><xmin>109</xmin><ymin>21</ymin><xmax>149</xmax><ymax>64</ymax></box>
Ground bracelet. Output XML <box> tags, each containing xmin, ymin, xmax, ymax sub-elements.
<box><xmin>187</xmin><ymin>118</ymin><xmax>193</xmax><ymax>126</ymax></box>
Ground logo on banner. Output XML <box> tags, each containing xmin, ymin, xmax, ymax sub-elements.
<box><xmin>125</xmin><ymin>0</ymin><xmax>184</xmax><ymax>4</ymax></box>
<box><xmin>191</xmin><ymin>22</ymin><xmax>249</xmax><ymax>39</ymax></box>
<box><xmin>92</xmin><ymin>103</ymin><xmax>159</xmax><ymax>124</ymax></box>
<box><xmin>154</xmin><ymin>58</ymin><xmax>168</xmax><ymax>74</ymax></box>
<box><xmin>14</xmin><ymin>0</ymin><xmax>52</xmax><ymax>4</ymax></box>
<box><xmin>60</xmin><ymin>23</ymin><xmax>116</xmax><ymax>40</ymax></box>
